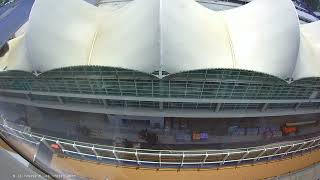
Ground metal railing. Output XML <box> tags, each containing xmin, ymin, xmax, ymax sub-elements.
<box><xmin>0</xmin><ymin>117</ymin><xmax>319</xmax><ymax>169</ymax></box>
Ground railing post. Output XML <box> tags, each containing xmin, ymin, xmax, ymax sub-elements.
<box><xmin>317</xmin><ymin>139</ymin><xmax>320</xmax><ymax>147</ymax></box>
<box><xmin>55</xmin><ymin>140</ymin><xmax>66</xmax><ymax>156</ymax></box>
<box><xmin>33</xmin><ymin>154</ymin><xmax>37</xmax><ymax>162</ymax></box>
<box><xmin>201</xmin><ymin>152</ymin><xmax>209</xmax><ymax>167</ymax></box>
<box><xmin>294</xmin><ymin>142</ymin><xmax>306</xmax><ymax>155</ymax></box>
<box><xmin>238</xmin><ymin>150</ymin><xmax>249</xmax><ymax>164</ymax></box>
<box><xmin>28</xmin><ymin>133</ymin><xmax>38</xmax><ymax>143</ymax></box>
<box><xmin>113</xmin><ymin>147</ymin><xmax>120</xmax><ymax>164</ymax></box>
<box><xmin>135</xmin><ymin>150</ymin><xmax>140</xmax><ymax>165</ymax></box>
<box><xmin>19</xmin><ymin>131</ymin><xmax>31</xmax><ymax>142</ymax></box>
<box><xmin>254</xmin><ymin>148</ymin><xmax>266</xmax><ymax>162</ymax></box>
<box><xmin>159</xmin><ymin>152</ymin><xmax>162</xmax><ymax>168</ymax></box>
<box><xmin>220</xmin><ymin>152</ymin><xmax>229</xmax><ymax>166</ymax></box>
<box><xmin>281</xmin><ymin>145</ymin><xmax>295</xmax><ymax>158</ymax></box>
<box><xmin>73</xmin><ymin>142</ymin><xmax>84</xmax><ymax>157</ymax></box>
<box><xmin>180</xmin><ymin>152</ymin><xmax>185</xmax><ymax>167</ymax></box>
<box><xmin>261</xmin><ymin>103</ymin><xmax>268</xmax><ymax>112</ymax></box>
<box><xmin>92</xmin><ymin>146</ymin><xmax>100</xmax><ymax>160</ymax></box>
<box><xmin>305</xmin><ymin>140</ymin><xmax>316</xmax><ymax>151</ymax></box>
<box><xmin>57</xmin><ymin>96</ymin><xmax>64</xmax><ymax>104</ymax></box>
<box><xmin>56</xmin><ymin>140</ymin><xmax>65</xmax><ymax>151</ymax></box>
<box><xmin>269</xmin><ymin>146</ymin><xmax>281</xmax><ymax>160</ymax></box>
<box><xmin>1</xmin><ymin>116</ymin><xmax>7</xmax><ymax>126</ymax></box>
<box><xmin>215</xmin><ymin>103</ymin><xmax>221</xmax><ymax>112</ymax></box>
<box><xmin>40</xmin><ymin>137</ymin><xmax>53</xmax><ymax>152</ymax></box>
<box><xmin>102</xmin><ymin>99</ymin><xmax>108</xmax><ymax>108</ymax></box>
<box><xmin>5</xmin><ymin>113</ymin><xmax>320</xmax><ymax>169</ymax></box>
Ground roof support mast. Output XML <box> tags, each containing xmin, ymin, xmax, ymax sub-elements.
<box><xmin>159</xmin><ymin>0</ymin><xmax>163</xmax><ymax>79</ymax></box>
<box><xmin>159</xmin><ymin>0</ymin><xmax>164</xmax><ymax>111</ymax></box>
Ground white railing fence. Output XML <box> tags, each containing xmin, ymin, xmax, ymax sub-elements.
<box><xmin>0</xmin><ymin>117</ymin><xmax>319</xmax><ymax>169</ymax></box>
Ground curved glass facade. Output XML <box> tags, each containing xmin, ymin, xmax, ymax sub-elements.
<box><xmin>0</xmin><ymin>67</ymin><xmax>317</xmax><ymax>99</ymax></box>
<box><xmin>0</xmin><ymin>67</ymin><xmax>318</xmax><ymax>116</ymax></box>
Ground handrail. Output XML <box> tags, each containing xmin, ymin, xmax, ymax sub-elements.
<box><xmin>8</xmin><ymin>123</ymin><xmax>320</xmax><ymax>153</ymax></box>
<box><xmin>0</xmin><ymin>118</ymin><xmax>319</xmax><ymax>168</ymax></box>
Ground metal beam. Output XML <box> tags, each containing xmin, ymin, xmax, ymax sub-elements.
<box><xmin>220</xmin><ymin>152</ymin><xmax>229</xmax><ymax>166</ymax></box>
<box><xmin>40</xmin><ymin>137</ymin><xmax>53</xmax><ymax>152</ymax></box>
<box><xmin>269</xmin><ymin>146</ymin><xmax>281</xmax><ymax>160</ymax></box>
<box><xmin>261</xmin><ymin>103</ymin><xmax>268</xmax><ymax>112</ymax></box>
<box><xmin>135</xmin><ymin>150</ymin><xmax>140</xmax><ymax>165</ymax></box>
<box><xmin>309</xmin><ymin>91</ymin><xmax>318</xmax><ymax>99</ymax></box>
<box><xmin>33</xmin><ymin>154</ymin><xmax>37</xmax><ymax>162</ymax></box>
<box><xmin>73</xmin><ymin>142</ymin><xmax>84</xmax><ymax>157</ymax></box>
<box><xmin>237</xmin><ymin>151</ymin><xmax>249</xmax><ymax>164</ymax></box>
<box><xmin>57</xmin><ymin>96</ymin><xmax>64</xmax><ymax>104</ymax></box>
<box><xmin>294</xmin><ymin>142</ymin><xmax>306</xmax><ymax>155</ymax></box>
<box><xmin>0</xmin><ymin>96</ymin><xmax>320</xmax><ymax>118</ymax></box>
<box><xmin>281</xmin><ymin>145</ymin><xmax>295</xmax><ymax>158</ymax></box>
<box><xmin>151</xmin><ymin>80</ymin><xmax>154</xmax><ymax>97</ymax></box>
<box><xmin>117</xmin><ymin>78</ymin><xmax>123</xmax><ymax>96</ymax></box>
<box><xmin>27</xmin><ymin>133</ymin><xmax>38</xmax><ymax>143</ymax></box>
<box><xmin>159</xmin><ymin>102</ymin><xmax>163</xmax><ymax>111</ymax></box>
<box><xmin>168</xmin><ymin>81</ymin><xmax>171</xmax><ymax>97</ymax></box>
<box><xmin>254</xmin><ymin>148</ymin><xmax>266</xmax><ymax>162</ymax></box>
<box><xmin>56</xmin><ymin>140</ymin><xmax>65</xmax><ymax>152</ymax></box>
<box><xmin>215</xmin><ymin>103</ymin><xmax>221</xmax><ymax>112</ymax></box>
<box><xmin>25</xmin><ymin>93</ymin><xmax>32</xmax><ymax>101</ymax></box>
<box><xmin>134</xmin><ymin>80</ymin><xmax>138</xmax><ymax>97</ymax></box>
<box><xmin>305</xmin><ymin>140</ymin><xmax>316</xmax><ymax>150</ymax></box>
<box><xmin>19</xmin><ymin>132</ymin><xmax>33</xmax><ymax>143</ymax></box>
<box><xmin>159</xmin><ymin>152</ymin><xmax>162</xmax><ymax>167</ymax></box>
<box><xmin>200</xmin><ymin>70</ymin><xmax>208</xmax><ymax>98</ymax></box>
<box><xmin>3</xmin><ymin>95</ymin><xmax>320</xmax><ymax>118</ymax></box>
<box><xmin>201</xmin><ymin>152</ymin><xmax>209</xmax><ymax>167</ymax></box>
<box><xmin>113</xmin><ymin>148</ymin><xmax>120</xmax><ymax>164</ymax></box>
<box><xmin>102</xmin><ymin>99</ymin><xmax>108</xmax><ymax>107</ymax></box>
<box><xmin>184</xmin><ymin>81</ymin><xmax>189</xmax><ymax>97</ymax></box>
<box><xmin>92</xmin><ymin>146</ymin><xmax>100</xmax><ymax>159</ymax></box>
<box><xmin>1</xmin><ymin>88</ymin><xmax>319</xmax><ymax>104</ymax></box>
<box><xmin>294</xmin><ymin>103</ymin><xmax>301</xmax><ymax>110</ymax></box>
<box><xmin>181</xmin><ymin>153</ymin><xmax>185</xmax><ymax>167</ymax></box>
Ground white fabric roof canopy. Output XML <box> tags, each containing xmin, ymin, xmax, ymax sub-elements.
<box><xmin>293</xmin><ymin>21</ymin><xmax>320</xmax><ymax>80</ymax></box>
<box><xmin>221</xmin><ymin>0</ymin><xmax>300</xmax><ymax>79</ymax></box>
<box><xmin>0</xmin><ymin>0</ymin><xmax>319</xmax><ymax>81</ymax></box>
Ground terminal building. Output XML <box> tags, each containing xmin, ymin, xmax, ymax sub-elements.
<box><xmin>0</xmin><ymin>0</ymin><xmax>320</xmax><ymax>128</ymax></box>
<box><xmin>2</xmin><ymin>0</ymin><xmax>320</xmax><ymax>177</ymax></box>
